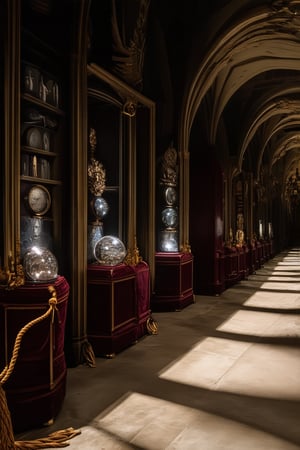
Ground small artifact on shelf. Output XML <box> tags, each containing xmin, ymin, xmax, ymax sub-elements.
<box><xmin>39</xmin><ymin>75</ymin><xmax>49</xmax><ymax>102</ymax></box>
<box><xmin>26</xmin><ymin>127</ymin><xmax>43</xmax><ymax>148</ymax></box>
<box><xmin>24</xmin><ymin>65</ymin><xmax>40</xmax><ymax>96</ymax></box>
<box><xmin>26</xmin><ymin>184</ymin><xmax>51</xmax><ymax>216</ymax></box>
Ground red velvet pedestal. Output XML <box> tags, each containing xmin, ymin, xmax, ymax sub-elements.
<box><xmin>0</xmin><ymin>276</ymin><xmax>69</xmax><ymax>432</ymax></box>
<box><xmin>151</xmin><ymin>252</ymin><xmax>194</xmax><ymax>311</ymax></box>
<box><xmin>87</xmin><ymin>263</ymin><xmax>138</xmax><ymax>357</ymax></box>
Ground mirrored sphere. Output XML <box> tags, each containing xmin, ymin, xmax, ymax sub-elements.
<box><xmin>94</xmin><ymin>235</ymin><xmax>126</xmax><ymax>266</ymax></box>
<box><xmin>23</xmin><ymin>246</ymin><xmax>58</xmax><ymax>282</ymax></box>
<box><xmin>92</xmin><ymin>196</ymin><xmax>109</xmax><ymax>220</ymax></box>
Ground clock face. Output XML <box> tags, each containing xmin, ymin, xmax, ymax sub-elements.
<box><xmin>27</xmin><ymin>184</ymin><xmax>51</xmax><ymax>216</ymax></box>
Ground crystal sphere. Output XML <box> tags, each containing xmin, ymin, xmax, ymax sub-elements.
<box><xmin>94</xmin><ymin>235</ymin><xmax>126</xmax><ymax>266</ymax></box>
<box><xmin>91</xmin><ymin>196</ymin><xmax>109</xmax><ymax>220</ymax></box>
<box><xmin>23</xmin><ymin>246</ymin><xmax>58</xmax><ymax>282</ymax></box>
<box><xmin>161</xmin><ymin>207</ymin><xmax>177</xmax><ymax>229</ymax></box>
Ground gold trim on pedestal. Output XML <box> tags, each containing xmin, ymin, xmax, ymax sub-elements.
<box><xmin>180</xmin><ymin>241</ymin><xmax>191</xmax><ymax>253</ymax></box>
<box><xmin>124</xmin><ymin>236</ymin><xmax>143</xmax><ymax>266</ymax></box>
<box><xmin>0</xmin><ymin>242</ymin><xmax>25</xmax><ymax>290</ymax></box>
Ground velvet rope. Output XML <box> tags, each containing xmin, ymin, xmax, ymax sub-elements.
<box><xmin>0</xmin><ymin>285</ymin><xmax>81</xmax><ymax>449</ymax></box>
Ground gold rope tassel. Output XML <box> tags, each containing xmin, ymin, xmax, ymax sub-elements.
<box><xmin>0</xmin><ymin>383</ymin><xmax>16</xmax><ymax>449</ymax></box>
<box><xmin>14</xmin><ymin>428</ymin><xmax>81</xmax><ymax>449</ymax></box>
<box><xmin>146</xmin><ymin>315</ymin><xmax>158</xmax><ymax>335</ymax></box>
<box><xmin>0</xmin><ymin>286</ymin><xmax>81</xmax><ymax>449</ymax></box>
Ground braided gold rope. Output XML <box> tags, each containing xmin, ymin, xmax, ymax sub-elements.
<box><xmin>14</xmin><ymin>427</ymin><xmax>81</xmax><ymax>449</ymax></box>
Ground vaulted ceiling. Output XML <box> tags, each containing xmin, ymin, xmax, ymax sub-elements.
<box><xmin>88</xmin><ymin>0</ymin><xmax>300</xmax><ymax>195</ymax></box>
<box><xmin>146</xmin><ymin>0</ymin><xmax>300</xmax><ymax>194</ymax></box>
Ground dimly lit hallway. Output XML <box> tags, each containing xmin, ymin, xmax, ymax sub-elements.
<box><xmin>16</xmin><ymin>249</ymin><xmax>300</xmax><ymax>449</ymax></box>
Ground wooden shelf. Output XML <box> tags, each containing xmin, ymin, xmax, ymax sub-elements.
<box><xmin>20</xmin><ymin>175</ymin><xmax>62</xmax><ymax>185</ymax></box>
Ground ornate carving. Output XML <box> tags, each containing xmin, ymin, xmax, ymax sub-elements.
<box><xmin>271</xmin><ymin>0</ymin><xmax>300</xmax><ymax>35</ymax></box>
<box><xmin>160</xmin><ymin>145</ymin><xmax>178</xmax><ymax>187</ymax></box>
<box><xmin>122</xmin><ymin>100</ymin><xmax>137</xmax><ymax>117</ymax></box>
<box><xmin>0</xmin><ymin>243</ymin><xmax>25</xmax><ymax>290</ymax></box>
<box><xmin>236</xmin><ymin>213</ymin><xmax>245</xmax><ymax>247</ymax></box>
<box><xmin>111</xmin><ymin>0</ymin><xmax>150</xmax><ymax>90</ymax></box>
<box><xmin>181</xmin><ymin>241</ymin><xmax>191</xmax><ymax>253</ymax></box>
<box><xmin>87</xmin><ymin>128</ymin><xmax>106</xmax><ymax>197</ymax></box>
<box><xmin>124</xmin><ymin>236</ymin><xmax>143</xmax><ymax>266</ymax></box>
<box><xmin>272</xmin><ymin>0</ymin><xmax>300</xmax><ymax>15</ymax></box>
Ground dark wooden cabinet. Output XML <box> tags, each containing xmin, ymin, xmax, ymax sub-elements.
<box><xmin>19</xmin><ymin>28</ymin><xmax>68</xmax><ymax>270</ymax></box>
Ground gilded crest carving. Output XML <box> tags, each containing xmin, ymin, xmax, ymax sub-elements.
<box><xmin>87</xmin><ymin>128</ymin><xmax>106</xmax><ymax>197</ymax></box>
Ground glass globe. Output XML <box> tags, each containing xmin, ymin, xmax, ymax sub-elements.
<box><xmin>91</xmin><ymin>196</ymin><xmax>109</xmax><ymax>220</ymax></box>
<box><xmin>23</xmin><ymin>246</ymin><xmax>58</xmax><ymax>282</ymax></box>
<box><xmin>161</xmin><ymin>207</ymin><xmax>178</xmax><ymax>229</ymax></box>
<box><xmin>94</xmin><ymin>235</ymin><xmax>126</xmax><ymax>266</ymax></box>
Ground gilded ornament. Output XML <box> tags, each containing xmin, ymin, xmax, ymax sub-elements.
<box><xmin>124</xmin><ymin>236</ymin><xmax>143</xmax><ymax>265</ymax></box>
<box><xmin>0</xmin><ymin>243</ymin><xmax>25</xmax><ymax>290</ymax></box>
<box><xmin>88</xmin><ymin>128</ymin><xmax>106</xmax><ymax>197</ymax></box>
<box><xmin>88</xmin><ymin>158</ymin><xmax>106</xmax><ymax>196</ymax></box>
<box><xmin>181</xmin><ymin>241</ymin><xmax>191</xmax><ymax>253</ymax></box>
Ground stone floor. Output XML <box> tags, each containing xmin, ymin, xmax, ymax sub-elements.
<box><xmin>16</xmin><ymin>248</ymin><xmax>300</xmax><ymax>449</ymax></box>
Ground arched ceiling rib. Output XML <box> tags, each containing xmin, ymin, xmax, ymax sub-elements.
<box><xmin>180</xmin><ymin>0</ymin><xmax>300</xmax><ymax>190</ymax></box>
<box><xmin>272</xmin><ymin>134</ymin><xmax>300</xmax><ymax>166</ymax></box>
<box><xmin>238</xmin><ymin>99</ymin><xmax>300</xmax><ymax>172</ymax></box>
<box><xmin>211</xmin><ymin>47</ymin><xmax>300</xmax><ymax>143</ymax></box>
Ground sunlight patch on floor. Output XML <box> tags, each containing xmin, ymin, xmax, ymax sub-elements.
<box><xmin>64</xmin><ymin>392</ymin><xmax>300</xmax><ymax>450</ymax></box>
<box><xmin>260</xmin><ymin>274</ymin><xmax>300</xmax><ymax>281</ymax></box>
<box><xmin>217</xmin><ymin>309</ymin><xmax>300</xmax><ymax>337</ymax></box>
<box><xmin>159</xmin><ymin>336</ymin><xmax>300</xmax><ymax>400</ymax></box>
<box><xmin>258</xmin><ymin>280</ymin><xmax>300</xmax><ymax>291</ymax></box>
<box><xmin>272</xmin><ymin>268</ymin><xmax>300</xmax><ymax>274</ymax></box>
<box><xmin>243</xmin><ymin>291</ymin><xmax>300</xmax><ymax>309</ymax></box>
<box><xmin>276</xmin><ymin>261</ymin><xmax>300</xmax><ymax>266</ymax></box>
